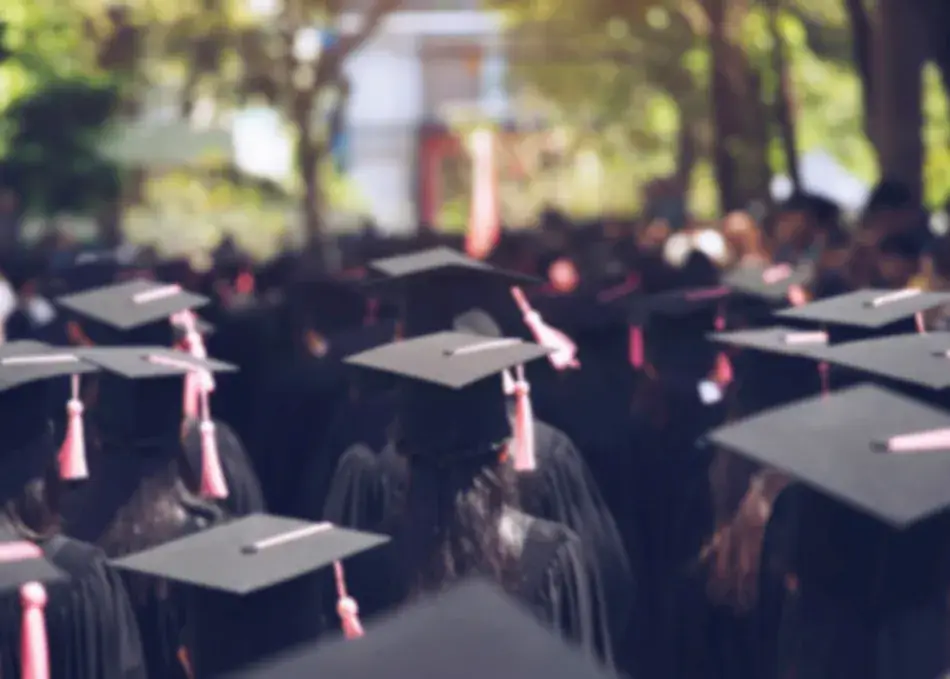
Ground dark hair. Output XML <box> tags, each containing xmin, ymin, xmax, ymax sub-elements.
<box><xmin>388</xmin><ymin>420</ymin><xmax>521</xmax><ymax>597</ymax></box>
<box><xmin>2</xmin><ymin>465</ymin><xmax>61</xmax><ymax>542</ymax></box>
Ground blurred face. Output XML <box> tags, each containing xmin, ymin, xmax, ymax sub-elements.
<box><xmin>877</xmin><ymin>253</ymin><xmax>917</xmax><ymax>287</ymax></box>
<box><xmin>637</xmin><ymin>219</ymin><xmax>671</xmax><ymax>252</ymax></box>
<box><xmin>773</xmin><ymin>210</ymin><xmax>810</xmax><ymax>250</ymax></box>
<box><xmin>722</xmin><ymin>211</ymin><xmax>762</xmax><ymax>261</ymax></box>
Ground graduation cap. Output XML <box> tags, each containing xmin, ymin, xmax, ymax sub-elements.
<box><xmin>113</xmin><ymin>513</ymin><xmax>388</xmax><ymax>670</ymax></box>
<box><xmin>0</xmin><ymin>342</ymin><xmax>101</xmax><ymax>493</ymax></box>
<box><xmin>815</xmin><ymin>332</ymin><xmax>950</xmax><ymax>391</ymax></box>
<box><xmin>345</xmin><ymin>332</ymin><xmax>550</xmax><ymax>465</ymax></box>
<box><xmin>56</xmin><ymin>278</ymin><xmax>209</xmax><ymax>345</ymax></box>
<box><xmin>776</xmin><ymin>288</ymin><xmax>950</xmax><ymax>339</ymax></box>
<box><xmin>708</xmin><ymin>326</ymin><xmax>834</xmax><ymax>359</ymax></box>
<box><xmin>77</xmin><ymin>346</ymin><xmax>236</xmax><ymax>499</ymax></box>
<box><xmin>0</xmin><ymin>529</ymin><xmax>69</xmax><ymax>679</ymax></box>
<box><xmin>363</xmin><ymin>247</ymin><xmax>539</xmax><ymax>337</ymax></box>
<box><xmin>722</xmin><ymin>262</ymin><xmax>813</xmax><ymax>306</ymax></box>
<box><xmin>708</xmin><ymin>383</ymin><xmax>950</xmax><ymax>528</ymax></box>
<box><xmin>226</xmin><ymin>578</ymin><xmax>615</xmax><ymax>679</ymax></box>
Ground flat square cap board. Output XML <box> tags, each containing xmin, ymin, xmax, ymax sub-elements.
<box><xmin>56</xmin><ymin>278</ymin><xmax>208</xmax><ymax>330</ymax></box>
<box><xmin>708</xmin><ymin>384</ymin><xmax>950</xmax><ymax>528</ymax></box>
<box><xmin>111</xmin><ymin>513</ymin><xmax>388</xmax><ymax>595</ymax></box>
<box><xmin>344</xmin><ymin>331</ymin><xmax>551</xmax><ymax>389</ymax></box>
<box><xmin>0</xmin><ymin>532</ymin><xmax>67</xmax><ymax>594</ymax></box>
<box><xmin>225</xmin><ymin>578</ymin><xmax>616</xmax><ymax>679</ymax></box>
<box><xmin>0</xmin><ymin>341</ymin><xmax>99</xmax><ymax>391</ymax></box>
<box><xmin>723</xmin><ymin>262</ymin><xmax>813</xmax><ymax>303</ymax></box>
<box><xmin>75</xmin><ymin>346</ymin><xmax>236</xmax><ymax>378</ymax></box>
<box><xmin>708</xmin><ymin>326</ymin><xmax>836</xmax><ymax>360</ymax></box>
<box><xmin>776</xmin><ymin>288</ymin><xmax>950</xmax><ymax>329</ymax></box>
<box><xmin>816</xmin><ymin>332</ymin><xmax>950</xmax><ymax>390</ymax></box>
<box><xmin>365</xmin><ymin>246</ymin><xmax>538</xmax><ymax>286</ymax></box>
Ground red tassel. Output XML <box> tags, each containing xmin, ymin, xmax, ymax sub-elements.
<box><xmin>628</xmin><ymin>325</ymin><xmax>644</xmax><ymax>368</ymax></box>
<box><xmin>58</xmin><ymin>375</ymin><xmax>88</xmax><ymax>481</ymax></box>
<box><xmin>198</xmin><ymin>389</ymin><xmax>228</xmax><ymax>499</ymax></box>
<box><xmin>509</xmin><ymin>365</ymin><xmax>536</xmax><ymax>472</ymax></box>
<box><xmin>20</xmin><ymin>583</ymin><xmax>49</xmax><ymax>679</ymax></box>
<box><xmin>334</xmin><ymin>561</ymin><xmax>363</xmax><ymax>639</ymax></box>
<box><xmin>0</xmin><ymin>542</ymin><xmax>49</xmax><ymax>679</ymax></box>
<box><xmin>510</xmin><ymin>286</ymin><xmax>580</xmax><ymax>371</ymax></box>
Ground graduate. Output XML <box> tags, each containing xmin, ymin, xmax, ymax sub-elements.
<box><xmin>333</xmin><ymin>331</ymin><xmax>614</xmax><ymax>663</ymax></box>
<box><xmin>111</xmin><ymin>513</ymin><xmax>389</xmax><ymax>676</ymax></box>
<box><xmin>0</xmin><ymin>341</ymin><xmax>146</xmax><ymax>679</ymax></box>
<box><xmin>321</xmin><ymin>247</ymin><xmax>632</xmax><ymax>654</ymax></box>
<box><xmin>59</xmin><ymin>345</ymin><xmax>236</xmax><ymax>679</ymax></box>
<box><xmin>56</xmin><ymin>277</ymin><xmax>265</xmax><ymax>517</ymax></box>
<box><xmin>709</xmin><ymin>383</ymin><xmax>950</xmax><ymax>679</ymax></box>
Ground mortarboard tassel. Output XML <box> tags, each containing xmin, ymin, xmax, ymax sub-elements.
<box><xmin>628</xmin><ymin>326</ymin><xmax>644</xmax><ymax>368</ymax></box>
<box><xmin>58</xmin><ymin>374</ymin><xmax>88</xmax><ymax>481</ymax></box>
<box><xmin>509</xmin><ymin>364</ymin><xmax>536</xmax><ymax>472</ymax></box>
<box><xmin>198</xmin><ymin>385</ymin><xmax>228</xmax><ymax>500</ymax></box>
<box><xmin>915</xmin><ymin>311</ymin><xmax>926</xmax><ymax>334</ymax></box>
<box><xmin>172</xmin><ymin>311</ymin><xmax>215</xmax><ymax>420</ymax></box>
<box><xmin>363</xmin><ymin>297</ymin><xmax>380</xmax><ymax>327</ymax></box>
<box><xmin>510</xmin><ymin>286</ymin><xmax>580</xmax><ymax>370</ymax></box>
<box><xmin>712</xmin><ymin>302</ymin><xmax>732</xmax><ymax>386</ymax></box>
<box><xmin>334</xmin><ymin>560</ymin><xmax>363</xmax><ymax>639</ymax></box>
<box><xmin>0</xmin><ymin>542</ymin><xmax>49</xmax><ymax>679</ymax></box>
<box><xmin>877</xmin><ymin>428</ymin><xmax>950</xmax><ymax>453</ymax></box>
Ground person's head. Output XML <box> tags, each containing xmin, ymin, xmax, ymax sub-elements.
<box><xmin>772</xmin><ymin>193</ymin><xmax>818</xmax><ymax>254</ymax></box>
<box><xmin>862</xmin><ymin>179</ymin><xmax>920</xmax><ymax>237</ymax></box>
<box><xmin>876</xmin><ymin>231</ymin><xmax>923</xmax><ymax>287</ymax></box>
<box><xmin>721</xmin><ymin>211</ymin><xmax>766</xmax><ymax>263</ymax></box>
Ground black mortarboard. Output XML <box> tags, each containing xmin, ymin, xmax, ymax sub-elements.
<box><xmin>56</xmin><ymin>278</ymin><xmax>208</xmax><ymax>345</ymax></box>
<box><xmin>112</xmin><ymin>513</ymin><xmax>387</xmax><ymax>595</ymax></box>
<box><xmin>345</xmin><ymin>332</ymin><xmax>550</xmax><ymax>457</ymax></box>
<box><xmin>777</xmin><ymin>288</ymin><xmax>950</xmax><ymax>338</ymax></box>
<box><xmin>723</xmin><ymin>262</ymin><xmax>813</xmax><ymax>305</ymax></box>
<box><xmin>0</xmin><ymin>529</ymin><xmax>67</xmax><ymax>594</ymax></box>
<box><xmin>226</xmin><ymin>578</ymin><xmax>616</xmax><ymax>679</ymax></box>
<box><xmin>0</xmin><ymin>342</ymin><xmax>99</xmax><ymax>499</ymax></box>
<box><xmin>816</xmin><ymin>332</ymin><xmax>950</xmax><ymax>390</ymax></box>
<box><xmin>78</xmin><ymin>346</ymin><xmax>235</xmax><ymax>446</ymax></box>
<box><xmin>364</xmin><ymin>247</ymin><xmax>539</xmax><ymax>336</ymax></box>
<box><xmin>113</xmin><ymin>514</ymin><xmax>389</xmax><ymax>674</ymax></box>
<box><xmin>708</xmin><ymin>383</ymin><xmax>950</xmax><ymax>528</ymax></box>
<box><xmin>708</xmin><ymin>326</ymin><xmax>834</xmax><ymax>360</ymax></box>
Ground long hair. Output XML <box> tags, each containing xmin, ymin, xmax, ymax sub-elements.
<box><xmin>700</xmin><ymin>455</ymin><xmax>791</xmax><ymax>613</ymax></box>
<box><xmin>387</xmin><ymin>420</ymin><xmax>521</xmax><ymax>597</ymax></box>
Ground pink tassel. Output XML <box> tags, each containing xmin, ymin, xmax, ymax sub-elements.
<box><xmin>334</xmin><ymin>561</ymin><xmax>363</xmax><ymax>639</ymax></box>
<box><xmin>915</xmin><ymin>311</ymin><xmax>926</xmax><ymax>334</ymax></box>
<box><xmin>510</xmin><ymin>286</ymin><xmax>580</xmax><ymax>371</ymax></box>
<box><xmin>364</xmin><ymin>298</ymin><xmax>380</xmax><ymax>327</ymax></box>
<box><xmin>57</xmin><ymin>374</ymin><xmax>88</xmax><ymax>481</ymax></box>
<box><xmin>20</xmin><ymin>583</ymin><xmax>48</xmax><ymax>679</ymax></box>
<box><xmin>0</xmin><ymin>542</ymin><xmax>49</xmax><ymax>679</ymax></box>
<box><xmin>509</xmin><ymin>365</ymin><xmax>536</xmax><ymax>472</ymax></box>
<box><xmin>198</xmin><ymin>388</ymin><xmax>228</xmax><ymax>500</ymax></box>
<box><xmin>628</xmin><ymin>326</ymin><xmax>644</xmax><ymax>368</ymax></box>
<box><xmin>714</xmin><ymin>352</ymin><xmax>734</xmax><ymax>387</ymax></box>
<box><xmin>787</xmin><ymin>284</ymin><xmax>808</xmax><ymax>307</ymax></box>
<box><xmin>818</xmin><ymin>361</ymin><xmax>830</xmax><ymax>397</ymax></box>
<box><xmin>881</xmin><ymin>428</ymin><xmax>950</xmax><ymax>453</ymax></box>
<box><xmin>172</xmin><ymin>311</ymin><xmax>215</xmax><ymax>419</ymax></box>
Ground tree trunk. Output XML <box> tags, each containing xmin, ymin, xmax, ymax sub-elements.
<box><xmin>706</xmin><ymin>0</ymin><xmax>771</xmax><ymax>212</ymax></box>
<box><xmin>908</xmin><ymin>0</ymin><xmax>950</xmax><ymax>107</ymax></box>
<box><xmin>297</xmin><ymin>134</ymin><xmax>324</xmax><ymax>250</ymax></box>
<box><xmin>873</xmin><ymin>0</ymin><xmax>925</xmax><ymax>201</ymax></box>
<box><xmin>767</xmin><ymin>0</ymin><xmax>800</xmax><ymax>189</ymax></box>
<box><xmin>844</xmin><ymin>0</ymin><xmax>876</xmax><ymax>145</ymax></box>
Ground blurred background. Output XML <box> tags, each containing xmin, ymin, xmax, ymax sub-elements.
<box><xmin>0</xmin><ymin>0</ymin><xmax>947</xmax><ymax>259</ymax></box>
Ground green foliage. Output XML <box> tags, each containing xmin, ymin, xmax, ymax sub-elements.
<box><xmin>1</xmin><ymin>77</ymin><xmax>122</xmax><ymax>215</ymax></box>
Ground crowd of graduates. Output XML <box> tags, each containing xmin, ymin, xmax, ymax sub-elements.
<box><xmin>2</xmin><ymin>174</ymin><xmax>950</xmax><ymax>679</ymax></box>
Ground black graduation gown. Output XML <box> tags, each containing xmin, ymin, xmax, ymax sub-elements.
<box><xmin>323</xmin><ymin>445</ymin><xmax>614</xmax><ymax>665</ymax></box>
<box><xmin>771</xmin><ymin>485</ymin><xmax>950</xmax><ymax>679</ymax></box>
<box><xmin>0</xmin><ymin>534</ymin><xmax>147</xmax><ymax>679</ymax></box>
<box><xmin>181</xmin><ymin>418</ymin><xmax>267</xmax><ymax>516</ymax></box>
